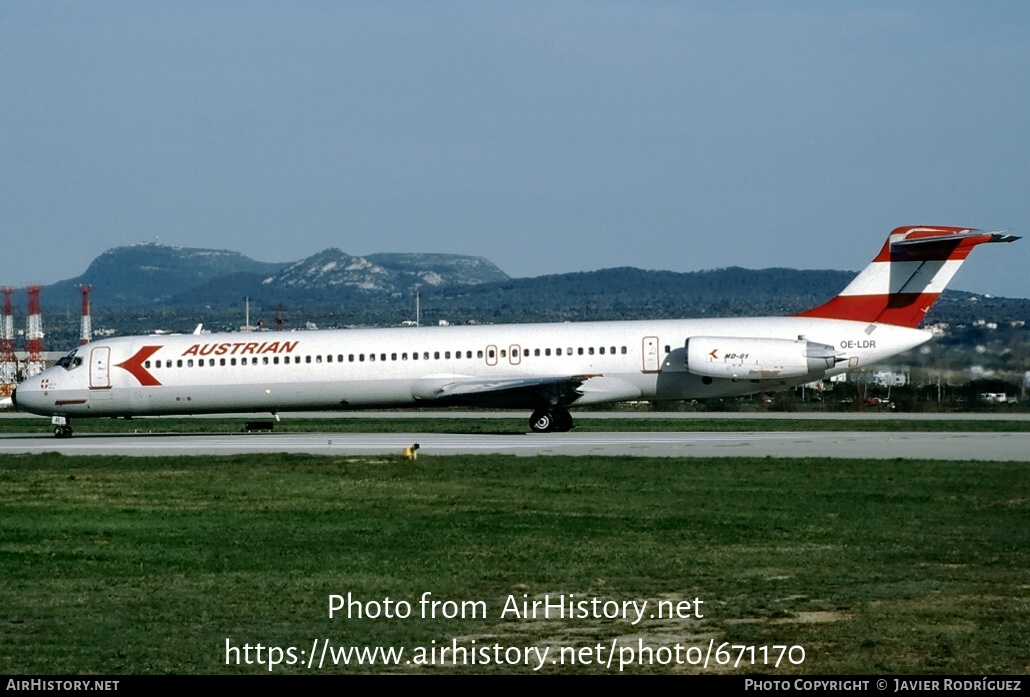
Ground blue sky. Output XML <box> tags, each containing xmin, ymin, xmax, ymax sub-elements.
<box><xmin>3</xmin><ymin>2</ymin><xmax>1029</xmax><ymax>297</ymax></box>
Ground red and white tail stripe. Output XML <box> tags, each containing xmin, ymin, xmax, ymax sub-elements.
<box><xmin>798</xmin><ymin>226</ymin><xmax>1019</xmax><ymax>328</ymax></box>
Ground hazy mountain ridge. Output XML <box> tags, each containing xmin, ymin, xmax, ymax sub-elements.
<box><xmin>263</xmin><ymin>248</ymin><xmax>508</xmax><ymax>294</ymax></box>
<box><xmin>41</xmin><ymin>244</ymin><xmax>509</xmax><ymax>308</ymax></box>
<box><xmin>45</xmin><ymin>243</ymin><xmax>286</xmax><ymax>306</ymax></box>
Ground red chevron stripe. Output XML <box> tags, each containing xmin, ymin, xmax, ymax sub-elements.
<box><xmin>115</xmin><ymin>346</ymin><xmax>163</xmax><ymax>386</ymax></box>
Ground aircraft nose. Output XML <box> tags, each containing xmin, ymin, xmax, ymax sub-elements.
<box><xmin>10</xmin><ymin>377</ymin><xmax>49</xmax><ymax>415</ymax></box>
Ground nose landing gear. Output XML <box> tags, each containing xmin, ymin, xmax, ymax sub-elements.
<box><xmin>529</xmin><ymin>407</ymin><xmax>573</xmax><ymax>433</ymax></box>
<box><xmin>51</xmin><ymin>416</ymin><xmax>73</xmax><ymax>438</ymax></box>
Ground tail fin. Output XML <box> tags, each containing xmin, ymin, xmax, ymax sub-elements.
<box><xmin>797</xmin><ymin>226</ymin><xmax>1019</xmax><ymax>328</ymax></box>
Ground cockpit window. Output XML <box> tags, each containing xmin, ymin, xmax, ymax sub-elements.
<box><xmin>55</xmin><ymin>349</ymin><xmax>83</xmax><ymax>370</ymax></box>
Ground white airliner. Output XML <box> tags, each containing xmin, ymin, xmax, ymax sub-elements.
<box><xmin>13</xmin><ymin>226</ymin><xmax>1018</xmax><ymax>437</ymax></box>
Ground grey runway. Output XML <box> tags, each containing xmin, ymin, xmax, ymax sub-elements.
<box><xmin>2</xmin><ymin>430</ymin><xmax>1028</xmax><ymax>460</ymax></box>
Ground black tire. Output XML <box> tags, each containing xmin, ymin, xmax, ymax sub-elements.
<box><xmin>554</xmin><ymin>408</ymin><xmax>574</xmax><ymax>432</ymax></box>
<box><xmin>529</xmin><ymin>410</ymin><xmax>554</xmax><ymax>433</ymax></box>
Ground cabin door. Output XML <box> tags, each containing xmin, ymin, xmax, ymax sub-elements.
<box><xmin>89</xmin><ymin>347</ymin><xmax>111</xmax><ymax>389</ymax></box>
<box><xmin>642</xmin><ymin>336</ymin><xmax>660</xmax><ymax>373</ymax></box>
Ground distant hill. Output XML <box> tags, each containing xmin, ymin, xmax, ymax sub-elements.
<box><xmin>45</xmin><ymin>244</ymin><xmax>286</xmax><ymax>307</ymax></box>
<box><xmin>421</xmin><ymin>266</ymin><xmax>859</xmax><ymax>323</ymax></box>
<box><xmin>42</xmin><ymin>244</ymin><xmax>509</xmax><ymax>309</ymax></box>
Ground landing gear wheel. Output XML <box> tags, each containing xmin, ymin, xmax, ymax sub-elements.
<box><xmin>529</xmin><ymin>409</ymin><xmax>554</xmax><ymax>433</ymax></box>
<box><xmin>53</xmin><ymin>425</ymin><xmax>73</xmax><ymax>438</ymax></box>
<box><xmin>529</xmin><ymin>408</ymin><xmax>574</xmax><ymax>433</ymax></box>
<box><xmin>554</xmin><ymin>408</ymin><xmax>574</xmax><ymax>432</ymax></box>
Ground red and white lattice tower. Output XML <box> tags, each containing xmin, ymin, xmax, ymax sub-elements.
<box><xmin>24</xmin><ymin>285</ymin><xmax>45</xmax><ymax>378</ymax></box>
<box><xmin>0</xmin><ymin>287</ymin><xmax>16</xmax><ymax>397</ymax></box>
<box><xmin>78</xmin><ymin>284</ymin><xmax>93</xmax><ymax>345</ymax></box>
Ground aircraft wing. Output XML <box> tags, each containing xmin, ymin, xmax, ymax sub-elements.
<box><xmin>410</xmin><ymin>373</ymin><xmax>640</xmax><ymax>408</ymax></box>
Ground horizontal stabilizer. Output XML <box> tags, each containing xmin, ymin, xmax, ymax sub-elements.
<box><xmin>798</xmin><ymin>225</ymin><xmax>1019</xmax><ymax>327</ymax></box>
<box><xmin>890</xmin><ymin>229</ymin><xmax>1019</xmax><ymax>248</ymax></box>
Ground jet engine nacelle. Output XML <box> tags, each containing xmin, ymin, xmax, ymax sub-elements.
<box><xmin>685</xmin><ymin>336</ymin><xmax>839</xmax><ymax>380</ymax></box>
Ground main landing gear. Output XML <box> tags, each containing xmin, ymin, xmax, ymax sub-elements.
<box><xmin>529</xmin><ymin>407</ymin><xmax>573</xmax><ymax>433</ymax></box>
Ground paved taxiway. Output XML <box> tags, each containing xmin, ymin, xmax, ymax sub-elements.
<box><xmin>3</xmin><ymin>411</ymin><xmax>1028</xmax><ymax>459</ymax></box>
<box><xmin>1</xmin><ymin>430</ymin><xmax>1028</xmax><ymax>460</ymax></box>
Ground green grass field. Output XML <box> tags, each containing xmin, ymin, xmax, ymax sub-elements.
<box><xmin>1</xmin><ymin>452</ymin><xmax>1026</xmax><ymax>674</ymax></box>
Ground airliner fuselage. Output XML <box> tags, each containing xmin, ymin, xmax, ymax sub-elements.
<box><xmin>14</xmin><ymin>316</ymin><xmax>929</xmax><ymax>430</ymax></box>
